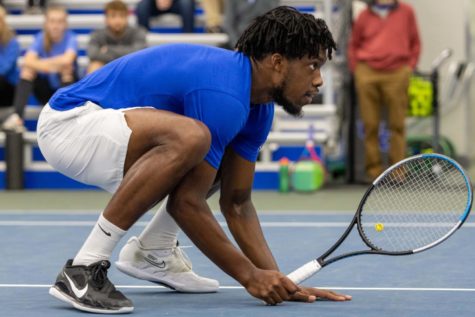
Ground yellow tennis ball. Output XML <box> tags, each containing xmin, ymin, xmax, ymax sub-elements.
<box><xmin>375</xmin><ymin>223</ymin><xmax>384</xmax><ymax>232</ymax></box>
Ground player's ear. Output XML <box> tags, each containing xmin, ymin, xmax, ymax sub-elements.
<box><xmin>270</xmin><ymin>53</ymin><xmax>286</xmax><ymax>73</ymax></box>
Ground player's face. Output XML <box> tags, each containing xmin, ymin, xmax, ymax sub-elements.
<box><xmin>272</xmin><ymin>53</ymin><xmax>326</xmax><ymax>117</ymax></box>
<box><xmin>106</xmin><ymin>10</ymin><xmax>128</xmax><ymax>34</ymax></box>
<box><xmin>45</xmin><ymin>10</ymin><xmax>68</xmax><ymax>42</ymax></box>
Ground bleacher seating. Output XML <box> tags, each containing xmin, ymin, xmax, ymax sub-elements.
<box><xmin>17</xmin><ymin>33</ymin><xmax>229</xmax><ymax>50</ymax></box>
<box><xmin>0</xmin><ymin>0</ymin><xmax>339</xmax><ymax>190</ymax></box>
<box><xmin>4</xmin><ymin>0</ymin><xmax>320</xmax><ymax>29</ymax></box>
<box><xmin>6</xmin><ymin>11</ymin><xmax>206</xmax><ymax>33</ymax></box>
<box><xmin>4</xmin><ymin>0</ymin><xmax>321</xmax><ymax>10</ymax></box>
<box><xmin>261</xmin><ymin>105</ymin><xmax>338</xmax><ymax>167</ymax></box>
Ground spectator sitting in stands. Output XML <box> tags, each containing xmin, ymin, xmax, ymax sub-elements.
<box><xmin>202</xmin><ymin>0</ymin><xmax>224</xmax><ymax>33</ymax></box>
<box><xmin>87</xmin><ymin>0</ymin><xmax>147</xmax><ymax>74</ymax></box>
<box><xmin>2</xmin><ymin>6</ymin><xmax>78</xmax><ymax>131</ymax></box>
<box><xmin>0</xmin><ymin>6</ymin><xmax>20</xmax><ymax>110</ymax></box>
<box><xmin>136</xmin><ymin>0</ymin><xmax>195</xmax><ymax>33</ymax></box>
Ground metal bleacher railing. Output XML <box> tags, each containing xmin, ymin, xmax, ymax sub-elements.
<box><xmin>0</xmin><ymin>0</ymin><xmax>339</xmax><ymax>189</ymax></box>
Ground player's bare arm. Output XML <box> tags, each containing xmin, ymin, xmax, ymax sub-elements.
<box><xmin>219</xmin><ymin>148</ymin><xmax>351</xmax><ymax>302</ymax></box>
<box><xmin>219</xmin><ymin>148</ymin><xmax>279</xmax><ymax>270</ymax></box>
<box><xmin>166</xmin><ymin>161</ymin><xmax>300</xmax><ymax>305</ymax></box>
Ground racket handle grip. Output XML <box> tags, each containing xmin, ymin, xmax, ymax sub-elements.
<box><xmin>287</xmin><ymin>260</ymin><xmax>322</xmax><ymax>284</ymax></box>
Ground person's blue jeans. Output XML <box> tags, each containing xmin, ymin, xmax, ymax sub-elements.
<box><xmin>136</xmin><ymin>0</ymin><xmax>195</xmax><ymax>32</ymax></box>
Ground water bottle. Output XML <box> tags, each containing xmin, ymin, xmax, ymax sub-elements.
<box><xmin>279</xmin><ymin>157</ymin><xmax>290</xmax><ymax>193</ymax></box>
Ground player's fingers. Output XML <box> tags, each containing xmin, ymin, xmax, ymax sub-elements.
<box><xmin>281</xmin><ymin>276</ymin><xmax>300</xmax><ymax>295</ymax></box>
<box><xmin>274</xmin><ymin>284</ymin><xmax>291</xmax><ymax>301</ymax></box>
<box><xmin>290</xmin><ymin>290</ymin><xmax>317</xmax><ymax>303</ymax></box>
<box><xmin>312</xmin><ymin>289</ymin><xmax>352</xmax><ymax>301</ymax></box>
<box><xmin>265</xmin><ymin>291</ymin><xmax>282</xmax><ymax>306</ymax></box>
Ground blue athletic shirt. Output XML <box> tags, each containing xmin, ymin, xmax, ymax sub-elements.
<box><xmin>49</xmin><ymin>44</ymin><xmax>274</xmax><ymax>169</ymax></box>
<box><xmin>29</xmin><ymin>30</ymin><xmax>78</xmax><ymax>89</ymax></box>
<box><xmin>0</xmin><ymin>38</ymin><xmax>20</xmax><ymax>85</ymax></box>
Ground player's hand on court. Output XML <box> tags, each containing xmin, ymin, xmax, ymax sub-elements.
<box><xmin>244</xmin><ymin>269</ymin><xmax>300</xmax><ymax>305</ymax></box>
<box><xmin>289</xmin><ymin>286</ymin><xmax>352</xmax><ymax>302</ymax></box>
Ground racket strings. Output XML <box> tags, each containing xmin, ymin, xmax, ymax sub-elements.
<box><xmin>360</xmin><ymin>157</ymin><xmax>469</xmax><ymax>252</ymax></box>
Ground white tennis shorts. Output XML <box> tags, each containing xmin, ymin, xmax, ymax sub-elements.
<box><xmin>37</xmin><ymin>101</ymin><xmax>132</xmax><ymax>193</ymax></box>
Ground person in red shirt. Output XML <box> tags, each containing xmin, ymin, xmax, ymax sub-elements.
<box><xmin>348</xmin><ymin>0</ymin><xmax>421</xmax><ymax>181</ymax></box>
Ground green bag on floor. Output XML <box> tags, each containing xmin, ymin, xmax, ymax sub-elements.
<box><xmin>292</xmin><ymin>161</ymin><xmax>325</xmax><ymax>192</ymax></box>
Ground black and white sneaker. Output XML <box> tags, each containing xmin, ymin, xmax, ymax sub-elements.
<box><xmin>49</xmin><ymin>259</ymin><xmax>133</xmax><ymax>314</ymax></box>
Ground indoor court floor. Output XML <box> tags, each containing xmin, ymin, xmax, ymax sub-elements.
<box><xmin>1</xmin><ymin>187</ymin><xmax>474</xmax><ymax>317</ymax></box>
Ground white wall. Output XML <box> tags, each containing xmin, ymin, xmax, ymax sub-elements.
<box><xmin>404</xmin><ymin>0</ymin><xmax>473</xmax><ymax>164</ymax></box>
<box><xmin>405</xmin><ymin>0</ymin><xmax>469</xmax><ymax>71</ymax></box>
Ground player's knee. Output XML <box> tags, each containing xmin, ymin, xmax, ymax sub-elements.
<box><xmin>179</xmin><ymin>119</ymin><xmax>211</xmax><ymax>160</ymax></box>
<box><xmin>167</xmin><ymin>191</ymin><xmax>206</xmax><ymax>218</ymax></box>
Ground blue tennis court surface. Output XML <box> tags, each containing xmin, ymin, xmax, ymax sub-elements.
<box><xmin>1</xmin><ymin>212</ymin><xmax>474</xmax><ymax>317</ymax></box>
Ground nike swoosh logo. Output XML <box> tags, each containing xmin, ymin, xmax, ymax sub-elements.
<box><xmin>144</xmin><ymin>257</ymin><xmax>166</xmax><ymax>269</ymax></box>
<box><xmin>98</xmin><ymin>224</ymin><xmax>111</xmax><ymax>236</ymax></box>
<box><xmin>64</xmin><ymin>273</ymin><xmax>88</xmax><ymax>298</ymax></box>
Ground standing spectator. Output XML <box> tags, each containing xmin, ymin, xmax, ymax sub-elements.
<box><xmin>348</xmin><ymin>0</ymin><xmax>421</xmax><ymax>181</ymax></box>
<box><xmin>136</xmin><ymin>0</ymin><xmax>195</xmax><ymax>33</ymax></box>
<box><xmin>0</xmin><ymin>6</ymin><xmax>20</xmax><ymax>109</ymax></box>
<box><xmin>223</xmin><ymin>0</ymin><xmax>279</xmax><ymax>48</ymax></box>
<box><xmin>25</xmin><ymin>0</ymin><xmax>48</xmax><ymax>15</ymax></box>
<box><xmin>87</xmin><ymin>0</ymin><xmax>147</xmax><ymax>74</ymax></box>
<box><xmin>2</xmin><ymin>6</ymin><xmax>78</xmax><ymax>131</ymax></box>
<box><xmin>202</xmin><ymin>0</ymin><xmax>223</xmax><ymax>33</ymax></box>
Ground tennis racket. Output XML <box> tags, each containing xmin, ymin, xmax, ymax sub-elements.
<box><xmin>287</xmin><ymin>153</ymin><xmax>473</xmax><ymax>284</ymax></box>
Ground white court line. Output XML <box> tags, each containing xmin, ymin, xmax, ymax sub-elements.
<box><xmin>0</xmin><ymin>210</ymin><xmax>355</xmax><ymax>215</ymax></box>
<box><xmin>0</xmin><ymin>220</ymin><xmax>474</xmax><ymax>227</ymax></box>
<box><xmin>1</xmin><ymin>284</ymin><xmax>474</xmax><ymax>292</ymax></box>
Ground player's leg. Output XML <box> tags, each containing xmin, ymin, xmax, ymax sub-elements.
<box><xmin>102</xmin><ymin>107</ymin><xmax>210</xmax><ymax>229</ymax></box>
<box><xmin>381</xmin><ymin>66</ymin><xmax>411</xmax><ymax>166</ymax></box>
<box><xmin>39</xmin><ymin>103</ymin><xmax>136</xmax><ymax>313</ymax></box>
<box><xmin>39</xmin><ymin>104</ymin><xmax>210</xmax><ymax>313</ymax></box>
<box><xmin>116</xmin><ymin>182</ymin><xmax>221</xmax><ymax>292</ymax></box>
<box><xmin>72</xmin><ymin>107</ymin><xmax>210</xmax><ymax>258</ymax></box>
<box><xmin>354</xmin><ymin>62</ymin><xmax>384</xmax><ymax>181</ymax></box>
<box><xmin>136</xmin><ymin>181</ymin><xmax>220</xmax><ymax>248</ymax></box>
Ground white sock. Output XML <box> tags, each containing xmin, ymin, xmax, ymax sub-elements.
<box><xmin>138</xmin><ymin>196</ymin><xmax>179</xmax><ymax>249</ymax></box>
<box><xmin>73</xmin><ymin>213</ymin><xmax>126</xmax><ymax>266</ymax></box>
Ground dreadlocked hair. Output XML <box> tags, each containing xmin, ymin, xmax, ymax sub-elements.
<box><xmin>235</xmin><ymin>6</ymin><xmax>336</xmax><ymax>61</ymax></box>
